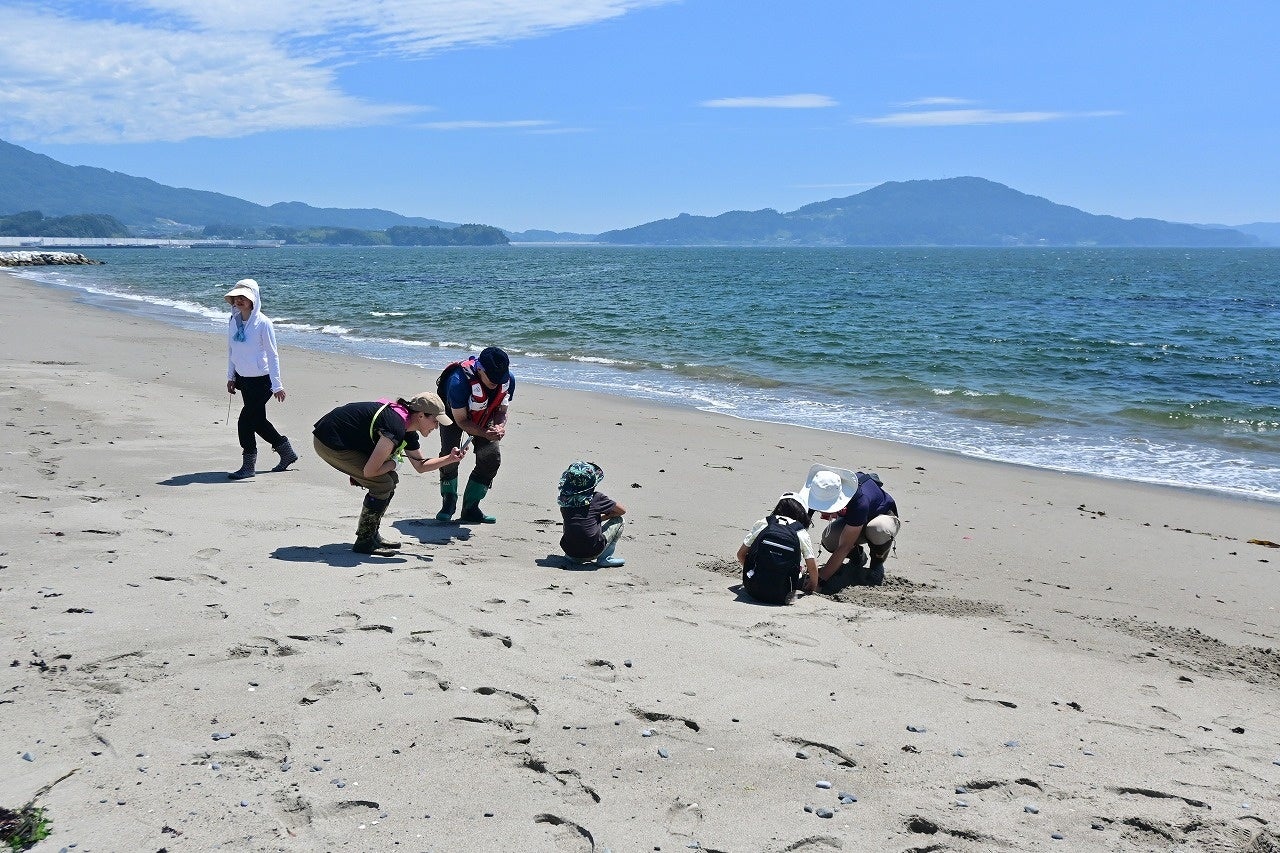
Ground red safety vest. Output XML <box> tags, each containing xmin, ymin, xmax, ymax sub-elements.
<box><xmin>441</xmin><ymin>357</ymin><xmax>510</xmax><ymax>428</ymax></box>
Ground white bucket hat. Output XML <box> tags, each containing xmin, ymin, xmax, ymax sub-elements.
<box><xmin>797</xmin><ymin>464</ymin><xmax>858</xmax><ymax>513</ymax></box>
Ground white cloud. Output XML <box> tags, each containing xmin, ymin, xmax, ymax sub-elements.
<box><xmin>117</xmin><ymin>0</ymin><xmax>675</xmax><ymax>56</ymax></box>
<box><xmin>701</xmin><ymin>94</ymin><xmax>837</xmax><ymax>109</ymax></box>
<box><xmin>899</xmin><ymin>96</ymin><xmax>974</xmax><ymax>107</ymax></box>
<box><xmin>421</xmin><ymin>120</ymin><xmax>555</xmax><ymax>130</ymax></box>
<box><xmin>862</xmin><ymin>108</ymin><xmax>1121</xmax><ymax>127</ymax></box>
<box><xmin>0</xmin><ymin>0</ymin><xmax>674</xmax><ymax>143</ymax></box>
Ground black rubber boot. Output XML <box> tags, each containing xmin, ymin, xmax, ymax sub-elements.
<box><xmin>352</xmin><ymin>494</ymin><xmax>394</xmax><ymax>554</ymax></box>
<box><xmin>270</xmin><ymin>436</ymin><xmax>298</xmax><ymax>472</ymax></box>
<box><xmin>228</xmin><ymin>450</ymin><xmax>257</xmax><ymax>480</ymax></box>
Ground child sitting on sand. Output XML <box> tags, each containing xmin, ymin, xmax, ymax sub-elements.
<box><xmin>557</xmin><ymin>461</ymin><xmax>627</xmax><ymax>567</ymax></box>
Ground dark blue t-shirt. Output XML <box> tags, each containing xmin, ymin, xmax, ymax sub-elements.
<box><xmin>444</xmin><ymin>369</ymin><xmax>516</xmax><ymax>416</ymax></box>
<box><xmin>839</xmin><ymin>474</ymin><xmax>897</xmax><ymax>527</ymax></box>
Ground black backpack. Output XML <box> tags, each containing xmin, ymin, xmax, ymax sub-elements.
<box><xmin>743</xmin><ymin>516</ymin><xmax>805</xmax><ymax>605</ymax></box>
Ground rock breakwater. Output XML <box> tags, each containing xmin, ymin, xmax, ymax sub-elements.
<box><xmin>0</xmin><ymin>251</ymin><xmax>105</xmax><ymax>266</ymax></box>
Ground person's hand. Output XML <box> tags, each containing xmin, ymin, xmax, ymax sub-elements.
<box><xmin>486</xmin><ymin>424</ymin><xmax>505</xmax><ymax>440</ymax></box>
<box><xmin>448</xmin><ymin>446</ymin><xmax>467</xmax><ymax>462</ymax></box>
<box><xmin>226</xmin><ymin>380</ymin><xmax>236</xmax><ymax>394</ymax></box>
<box><xmin>273</xmin><ymin>389</ymin><xmax>287</xmax><ymax>402</ymax></box>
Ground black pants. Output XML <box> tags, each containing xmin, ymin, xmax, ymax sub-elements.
<box><xmin>234</xmin><ymin>373</ymin><xmax>284</xmax><ymax>452</ymax></box>
<box><xmin>437</xmin><ymin>422</ymin><xmax>501</xmax><ymax>486</ymax></box>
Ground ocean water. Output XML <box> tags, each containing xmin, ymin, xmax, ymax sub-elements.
<box><xmin>11</xmin><ymin>245</ymin><xmax>1280</xmax><ymax>502</ymax></box>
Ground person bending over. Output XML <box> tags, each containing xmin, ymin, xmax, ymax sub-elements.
<box><xmin>313</xmin><ymin>392</ymin><xmax>465</xmax><ymax>554</ymax></box>
<box><xmin>434</xmin><ymin>347</ymin><xmax>514</xmax><ymax>524</ymax></box>
<box><xmin>799</xmin><ymin>464</ymin><xmax>900</xmax><ymax>588</ymax></box>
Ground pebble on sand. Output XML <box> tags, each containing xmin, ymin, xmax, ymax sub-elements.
<box><xmin>906</xmin><ymin>724</ymin><xmax>927</xmax><ymax>733</ymax></box>
<box><xmin>1024</xmin><ymin>804</ymin><xmax>1040</xmax><ymax>814</ymax></box>
<box><xmin>816</xmin><ymin>780</ymin><xmax>832</xmax><ymax>789</ymax></box>
<box><xmin>658</xmin><ymin>748</ymin><xmax>670</xmax><ymax>759</ymax></box>
<box><xmin>21</xmin><ymin>752</ymin><xmax>34</xmax><ymax>762</ymax></box>
<box><xmin>1051</xmin><ymin>833</ymin><xmax>1065</xmax><ymax>840</ymax></box>
<box><xmin>795</xmin><ymin>750</ymin><xmax>809</xmax><ymax>759</ymax></box>
<box><xmin>816</xmin><ymin>808</ymin><xmax>834</xmax><ymax>819</ymax></box>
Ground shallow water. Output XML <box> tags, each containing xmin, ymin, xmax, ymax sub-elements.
<box><xmin>13</xmin><ymin>244</ymin><xmax>1280</xmax><ymax>501</ymax></box>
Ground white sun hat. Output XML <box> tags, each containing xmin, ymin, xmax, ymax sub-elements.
<box><xmin>797</xmin><ymin>464</ymin><xmax>858</xmax><ymax>513</ymax></box>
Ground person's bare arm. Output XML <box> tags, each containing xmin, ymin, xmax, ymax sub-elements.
<box><xmin>820</xmin><ymin>523</ymin><xmax>864</xmax><ymax>580</ymax></box>
<box><xmin>407</xmin><ymin>445</ymin><xmax>466</xmax><ymax>474</ymax></box>
<box><xmin>363</xmin><ymin>436</ymin><xmax>397</xmax><ymax>479</ymax></box>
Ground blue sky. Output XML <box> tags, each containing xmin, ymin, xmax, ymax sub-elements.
<box><xmin>2</xmin><ymin>0</ymin><xmax>1278</xmax><ymax>233</ymax></box>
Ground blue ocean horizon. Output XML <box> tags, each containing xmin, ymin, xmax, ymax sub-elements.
<box><xmin>12</xmin><ymin>245</ymin><xmax>1280</xmax><ymax>502</ymax></box>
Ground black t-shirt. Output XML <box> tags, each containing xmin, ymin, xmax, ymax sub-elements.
<box><xmin>559</xmin><ymin>492</ymin><xmax>617</xmax><ymax>559</ymax></box>
<box><xmin>313</xmin><ymin>401</ymin><xmax>421</xmax><ymax>457</ymax></box>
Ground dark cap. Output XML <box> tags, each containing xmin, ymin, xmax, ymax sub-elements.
<box><xmin>478</xmin><ymin>346</ymin><xmax>510</xmax><ymax>384</ymax></box>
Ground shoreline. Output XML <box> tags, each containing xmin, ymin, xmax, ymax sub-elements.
<box><xmin>3</xmin><ymin>269</ymin><xmax>1278</xmax><ymax>850</ymax></box>
<box><xmin>11</xmin><ymin>265</ymin><xmax>1279</xmax><ymax>506</ymax></box>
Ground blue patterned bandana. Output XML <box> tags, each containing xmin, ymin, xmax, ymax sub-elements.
<box><xmin>557</xmin><ymin>461</ymin><xmax>603</xmax><ymax>508</ymax></box>
<box><xmin>233</xmin><ymin>314</ymin><xmax>247</xmax><ymax>343</ymax></box>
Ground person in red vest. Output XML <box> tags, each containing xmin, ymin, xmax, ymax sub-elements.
<box><xmin>434</xmin><ymin>347</ymin><xmax>514</xmax><ymax>524</ymax></box>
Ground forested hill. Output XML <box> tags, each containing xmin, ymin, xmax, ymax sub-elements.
<box><xmin>0</xmin><ymin>138</ymin><xmax>460</xmax><ymax>232</ymax></box>
<box><xmin>596</xmin><ymin>177</ymin><xmax>1261</xmax><ymax>247</ymax></box>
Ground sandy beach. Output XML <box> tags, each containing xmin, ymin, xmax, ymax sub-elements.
<box><xmin>2</xmin><ymin>271</ymin><xmax>1278</xmax><ymax>852</ymax></box>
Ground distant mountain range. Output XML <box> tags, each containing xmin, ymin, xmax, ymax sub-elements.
<box><xmin>2</xmin><ymin>138</ymin><xmax>1275</xmax><ymax>246</ymax></box>
<box><xmin>598</xmin><ymin>178</ymin><xmax>1267</xmax><ymax>247</ymax></box>
<box><xmin>0</xmin><ymin>138</ymin><xmax>460</xmax><ymax>232</ymax></box>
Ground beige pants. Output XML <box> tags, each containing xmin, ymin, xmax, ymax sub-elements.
<box><xmin>821</xmin><ymin>513</ymin><xmax>900</xmax><ymax>553</ymax></box>
<box><xmin>312</xmin><ymin>435</ymin><xmax>398</xmax><ymax>501</ymax></box>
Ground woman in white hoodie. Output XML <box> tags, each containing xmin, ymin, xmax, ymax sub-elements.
<box><xmin>224</xmin><ymin>278</ymin><xmax>297</xmax><ymax>479</ymax></box>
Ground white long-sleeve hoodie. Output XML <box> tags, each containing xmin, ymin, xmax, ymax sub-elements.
<box><xmin>226</xmin><ymin>278</ymin><xmax>283</xmax><ymax>392</ymax></box>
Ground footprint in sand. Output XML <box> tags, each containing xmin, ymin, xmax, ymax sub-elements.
<box><xmin>201</xmin><ymin>603</ymin><xmax>229</xmax><ymax>620</ymax></box>
<box><xmin>584</xmin><ymin>659</ymin><xmax>618</xmax><ymax>682</ymax></box>
<box><xmin>229</xmin><ymin>637</ymin><xmax>298</xmax><ymax>658</ymax></box>
<box><xmin>741</xmin><ymin>621</ymin><xmax>821</xmax><ymax>648</ymax></box>
<box><xmin>469</xmin><ymin>627</ymin><xmax>514</xmax><ymax>648</ymax></box>
<box><xmin>533</xmin><ymin>814</ymin><xmax>595</xmax><ymax>853</ymax></box>
<box><xmin>194</xmin><ymin>547</ymin><xmax>220</xmax><ymax>560</ymax></box>
<box><xmin>265</xmin><ymin>598</ymin><xmax>300</xmax><ymax>617</ymax></box>
<box><xmin>299</xmin><ymin>674</ymin><xmax>382</xmax><ymax>705</ymax></box>
<box><xmin>665</xmin><ymin>797</ymin><xmax>703</xmax><ymax>834</ymax></box>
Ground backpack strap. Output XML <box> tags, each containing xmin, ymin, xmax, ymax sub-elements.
<box><xmin>369</xmin><ymin>403</ymin><xmax>408</xmax><ymax>461</ymax></box>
